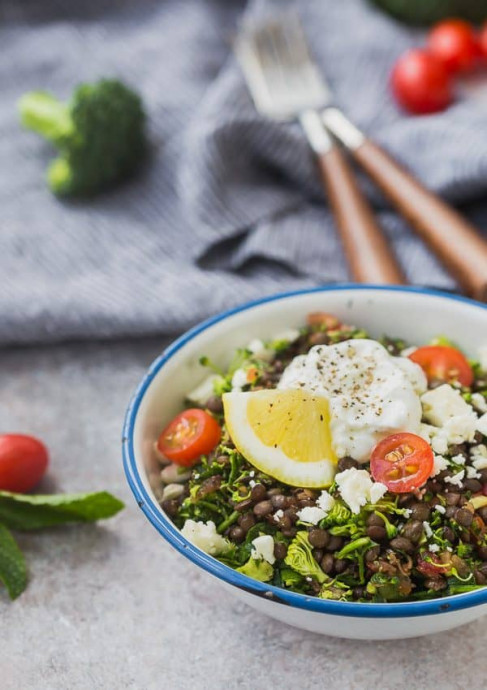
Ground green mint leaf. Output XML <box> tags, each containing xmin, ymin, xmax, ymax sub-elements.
<box><xmin>0</xmin><ymin>523</ymin><xmax>27</xmax><ymax>599</ymax></box>
<box><xmin>0</xmin><ymin>491</ymin><xmax>124</xmax><ymax>531</ymax></box>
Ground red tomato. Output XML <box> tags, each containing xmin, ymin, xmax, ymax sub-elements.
<box><xmin>428</xmin><ymin>19</ymin><xmax>479</xmax><ymax>74</ymax></box>
<box><xmin>479</xmin><ymin>22</ymin><xmax>487</xmax><ymax>59</ymax></box>
<box><xmin>391</xmin><ymin>49</ymin><xmax>453</xmax><ymax>114</ymax></box>
<box><xmin>370</xmin><ymin>432</ymin><xmax>434</xmax><ymax>493</ymax></box>
<box><xmin>307</xmin><ymin>312</ymin><xmax>341</xmax><ymax>329</ymax></box>
<box><xmin>416</xmin><ymin>552</ymin><xmax>446</xmax><ymax>577</ymax></box>
<box><xmin>408</xmin><ymin>345</ymin><xmax>473</xmax><ymax>387</ymax></box>
<box><xmin>0</xmin><ymin>434</ymin><xmax>49</xmax><ymax>493</ymax></box>
<box><xmin>157</xmin><ymin>409</ymin><xmax>221</xmax><ymax>466</ymax></box>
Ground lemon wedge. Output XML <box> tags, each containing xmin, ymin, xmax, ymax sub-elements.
<box><xmin>222</xmin><ymin>389</ymin><xmax>337</xmax><ymax>488</ymax></box>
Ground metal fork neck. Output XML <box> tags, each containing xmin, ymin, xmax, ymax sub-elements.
<box><xmin>299</xmin><ymin>110</ymin><xmax>333</xmax><ymax>155</ymax></box>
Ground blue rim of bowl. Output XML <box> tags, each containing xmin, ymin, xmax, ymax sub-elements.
<box><xmin>123</xmin><ymin>284</ymin><xmax>487</xmax><ymax>619</ymax></box>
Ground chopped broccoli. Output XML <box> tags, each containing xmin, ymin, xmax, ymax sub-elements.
<box><xmin>366</xmin><ymin>572</ymin><xmax>412</xmax><ymax>601</ymax></box>
<box><xmin>237</xmin><ymin>557</ymin><xmax>273</xmax><ymax>582</ymax></box>
<box><xmin>19</xmin><ymin>79</ymin><xmax>146</xmax><ymax>196</ymax></box>
<box><xmin>285</xmin><ymin>531</ymin><xmax>327</xmax><ymax>584</ymax></box>
<box><xmin>280</xmin><ymin>567</ymin><xmax>305</xmax><ymax>588</ymax></box>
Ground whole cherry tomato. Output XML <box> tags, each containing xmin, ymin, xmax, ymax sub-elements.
<box><xmin>157</xmin><ymin>409</ymin><xmax>221</xmax><ymax>467</ymax></box>
<box><xmin>370</xmin><ymin>432</ymin><xmax>434</xmax><ymax>493</ymax></box>
<box><xmin>428</xmin><ymin>19</ymin><xmax>479</xmax><ymax>74</ymax></box>
<box><xmin>479</xmin><ymin>22</ymin><xmax>487</xmax><ymax>60</ymax></box>
<box><xmin>391</xmin><ymin>49</ymin><xmax>453</xmax><ymax>114</ymax></box>
<box><xmin>0</xmin><ymin>434</ymin><xmax>49</xmax><ymax>493</ymax></box>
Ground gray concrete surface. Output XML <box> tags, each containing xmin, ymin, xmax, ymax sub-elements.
<box><xmin>1</xmin><ymin>338</ymin><xmax>486</xmax><ymax>690</ymax></box>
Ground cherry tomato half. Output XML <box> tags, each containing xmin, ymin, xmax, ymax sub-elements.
<box><xmin>408</xmin><ymin>345</ymin><xmax>473</xmax><ymax>387</ymax></box>
<box><xmin>157</xmin><ymin>409</ymin><xmax>221</xmax><ymax>467</ymax></box>
<box><xmin>307</xmin><ymin>312</ymin><xmax>341</xmax><ymax>329</ymax></box>
<box><xmin>370</xmin><ymin>432</ymin><xmax>434</xmax><ymax>493</ymax></box>
<box><xmin>391</xmin><ymin>49</ymin><xmax>453</xmax><ymax>115</ymax></box>
<box><xmin>428</xmin><ymin>19</ymin><xmax>479</xmax><ymax>74</ymax></box>
<box><xmin>0</xmin><ymin>434</ymin><xmax>49</xmax><ymax>493</ymax></box>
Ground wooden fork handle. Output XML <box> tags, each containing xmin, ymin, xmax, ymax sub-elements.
<box><xmin>354</xmin><ymin>141</ymin><xmax>487</xmax><ymax>301</ymax></box>
<box><xmin>323</xmin><ymin>108</ymin><xmax>487</xmax><ymax>301</ymax></box>
<box><xmin>317</xmin><ymin>145</ymin><xmax>406</xmax><ymax>285</ymax></box>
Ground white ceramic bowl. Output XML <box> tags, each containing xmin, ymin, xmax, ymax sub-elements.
<box><xmin>123</xmin><ymin>285</ymin><xmax>487</xmax><ymax>640</ymax></box>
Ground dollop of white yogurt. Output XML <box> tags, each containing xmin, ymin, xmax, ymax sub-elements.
<box><xmin>278</xmin><ymin>339</ymin><xmax>427</xmax><ymax>462</ymax></box>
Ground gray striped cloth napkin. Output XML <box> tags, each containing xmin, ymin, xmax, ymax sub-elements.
<box><xmin>2</xmin><ymin>0</ymin><xmax>487</xmax><ymax>345</ymax></box>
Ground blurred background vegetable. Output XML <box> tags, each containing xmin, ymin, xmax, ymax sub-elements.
<box><xmin>390</xmin><ymin>17</ymin><xmax>487</xmax><ymax>113</ymax></box>
<box><xmin>0</xmin><ymin>490</ymin><xmax>124</xmax><ymax>600</ymax></box>
<box><xmin>19</xmin><ymin>78</ymin><xmax>146</xmax><ymax>197</ymax></box>
<box><xmin>0</xmin><ymin>433</ymin><xmax>124</xmax><ymax>600</ymax></box>
<box><xmin>391</xmin><ymin>48</ymin><xmax>453</xmax><ymax>114</ymax></box>
<box><xmin>371</xmin><ymin>0</ymin><xmax>487</xmax><ymax>26</ymax></box>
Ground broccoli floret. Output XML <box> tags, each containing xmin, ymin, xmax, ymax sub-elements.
<box><xmin>284</xmin><ymin>531</ymin><xmax>328</xmax><ymax>584</ymax></box>
<box><xmin>19</xmin><ymin>79</ymin><xmax>146</xmax><ymax>196</ymax></box>
<box><xmin>237</xmin><ymin>557</ymin><xmax>273</xmax><ymax>582</ymax></box>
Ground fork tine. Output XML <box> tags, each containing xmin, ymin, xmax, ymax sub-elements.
<box><xmin>235</xmin><ymin>12</ymin><xmax>329</xmax><ymax>120</ymax></box>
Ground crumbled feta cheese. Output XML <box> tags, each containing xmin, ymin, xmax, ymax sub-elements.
<box><xmin>251</xmin><ymin>535</ymin><xmax>276</xmax><ymax>564</ymax></box>
<box><xmin>231</xmin><ymin>368</ymin><xmax>249</xmax><ymax>391</ymax></box>
<box><xmin>445</xmin><ymin>470</ymin><xmax>465</xmax><ymax>487</ymax></box>
<box><xmin>477</xmin><ymin>413</ymin><xmax>487</xmax><ymax>437</ymax></box>
<box><xmin>249</xmin><ymin>470</ymin><xmax>255</xmax><ymax>478</ymax></box>
<box><xmin>435</xmin><ymin>504</ymin><xmax>446</xmax><ymax>515</ymax></box>
<box><xmin>246</xmin><ymin>339</ymin><xmax>273</xmax><ymax>362</ymax></box>
<box><xmin>466</xmin><ymin>465</ymin><xmax>481</xmax><ymax>479</ymax></box>
<box><xmin>274</xmin><ymin>509</ymin><xmax>284</xmax><ymax>521</ymax></box>
<box><xmin>472</xmin><ymin>393</ymin><xmax>487</xmax><ymax>414</ymax></box>
<box><xmin>444</xmin><ymin>415</ymin><xmax>477</xmax><ymax>444</ymax></box>
<box><xmin>472</xmin><ymin>445</ymin><xmax>487</xmax><ymax>469</ymax></box>
<box><xmin>370</xmin><ymin>482</ymin><xmax>388</xmax><ymax>505</ymax></box>
<box><xmin>479</xmin><ymin>346</ymin><xmax>487</xmax><ymax>371</ymax></box>
<box><xmin>451</xmin><ymin>453</ymin><xmax>466</xmax><ymax>466</ymax></box>
<box><xmin>297</xmin><ymin>506</ymin><xmax>327</xmax><ymax>525</ymax></box>
<box><xmin>249</xmin><ymin>480</ymin><xmax>256</xmax><ymax>489</ymax></box>
<box><xmin>316</xmin><ymin>490</ymin><xmax>335</xmax><ymax>514</ymax></box>
<box><xmin>429</xmin><ymin>544</ymin><xmax>440</xmax><ymax>553</ymax></box>
<box><xmin>273</xmin><ymin>328</ymin><xmax>300</xmax><ymax>344</ymax></box>
<box><xmin>423</xmin><ymin>521</ymin><xmax>433</xmax><ymax>538</ymax></box>
<box><xmin>446</xmin><ymin>546</ymin><xmax>453</xmax><ymax>552</ymax></box>
<box><xmin>419</xmin><ymin>423</ymin><xmax>437</xmax><ymax>444</ymax></box>
<box><xmin>421</xmin><ymin>411</ymin><xmax>477</xmax><ymax>452</ymax></box>
<box><xmin>432</xmin><ymin>454</ymin><xmax>449</xmax><ymax>477</ymax></box>
<box><xmin>431</xmin><ymin>433</ymin><xmax>449</xmax><ymax>455</ymax></box>
<box><xmin>335</xmin><ymin>468</ymin><xmax>387</xmax><ymax>514</ymax></box>
<box><xmin>421</xmin><ymin>384</ymin><xmax>476</xmax><ymax>427</ymax></box>
<box><xmin>400</xmin><ymin>346</ymin><xmax>418</xmax><ymax>358</ymax></box>
<box><xmin>186</xmin><ymin>374</ymin><xmax>220</xmax><ymax>406</ymax></box>
<box><xmin>403</xmin><ymin>509</ymin><xmax>412</xmax><ymax>518</ymax></box>
<box><xmin>420</xmin><ymin>420</ymin><xmax>475</xmax><ymax>456</ymax></box>
<box><xmin>181</xmin><ymin>520</ymin><xmax>230</xmax><ymax>556</ymax></box>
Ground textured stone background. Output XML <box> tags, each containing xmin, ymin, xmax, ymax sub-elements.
<box><xmin>1</xmin><ymin>339</ymin><xmax>486</xmax><ymax>690</ymax></box>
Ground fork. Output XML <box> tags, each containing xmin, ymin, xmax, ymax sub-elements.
<box><xmin>235</xmin><ymin>16</ymin><xmax>406</xmax><ymax>286</ymax></box>
<box><xmin>322</xmin><ymin>109</ymin><xmax>487</xmax><ymax>302</ymax></box>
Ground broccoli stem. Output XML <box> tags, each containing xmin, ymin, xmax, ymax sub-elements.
<box><xmin>19</xmin><ymin>91</ymin><xmax>73</xmax><ymax>143</ymax></box>
<box><xmin>217</xmin><ymin>510</ymin><xmax>239</xmax><ymax>534</ymax></box>
<box><xmin>47</xmin><ymin>158</ymin><xmax>72</xmax><ymax>195</ymax></box>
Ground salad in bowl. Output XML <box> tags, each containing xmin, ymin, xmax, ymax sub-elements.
<box><xmin>123</xmin><ymin>286</ymin><xmax>487</xmax><ymax>638</ymax></box>
<box><xmin>154</xmin><ymin>311</ymin><xmax>487</xmax><ymax>604</ymax></box>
